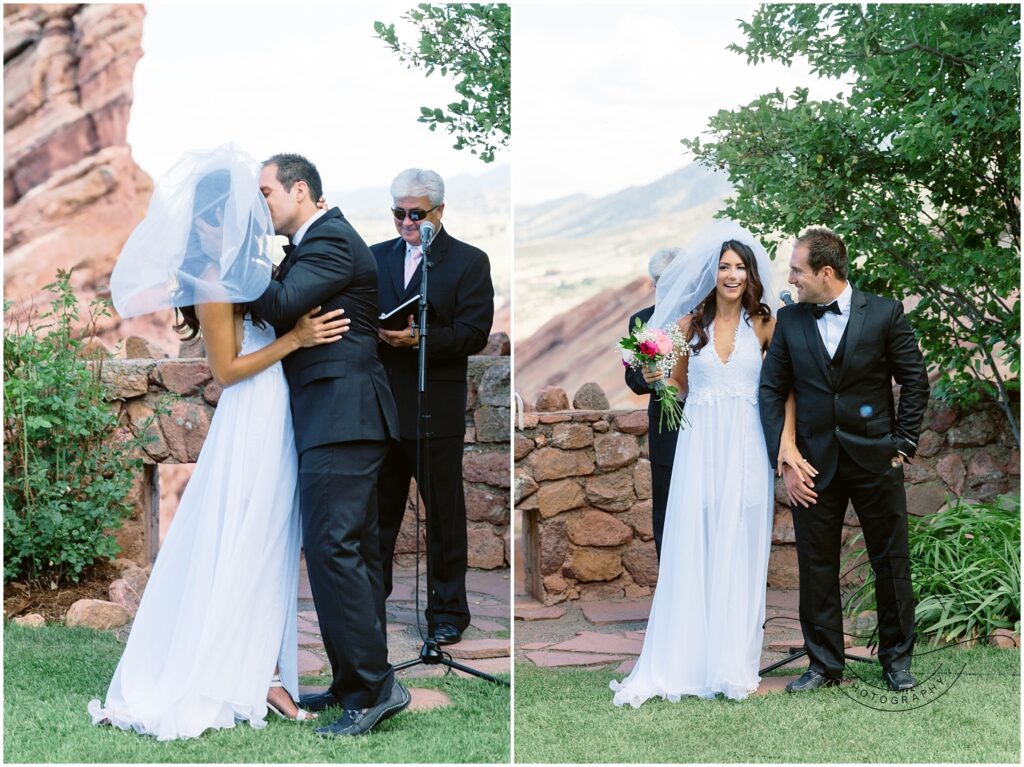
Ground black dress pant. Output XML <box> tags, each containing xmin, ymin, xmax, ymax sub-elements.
<box><xmin>299</xmin><ymin>441</ymin><xmax>393</xmax><ymax>709</ymax></box>
<box><xmin>791</xmin><ymin>446</ymin><xmax>916</xmax><ymax>679</ymax></box>
<box><xmin>377</xmin><ymin>434</ymin><xmax>470</xmax><ymax>631</ymax></box>
<box><xmin>650</xmin><ymin>461</ymin><xmax>672</xmax><ymax>561</ymax></box>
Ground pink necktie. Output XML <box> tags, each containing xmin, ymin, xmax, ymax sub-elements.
<box><xmin>404</xmin><ymin>246</ymin><xmax>422</xmax><ymax>289</ymax></box>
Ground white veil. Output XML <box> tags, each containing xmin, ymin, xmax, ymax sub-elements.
<box><xmin>111</xmin><ymin>144</ymin><xmax>274</xmax><ymax>318</ymax></box>
<box><xmin>648</xmin><ymin>220</ymin><xmax>778</xmax><ymax>331</ymax></box>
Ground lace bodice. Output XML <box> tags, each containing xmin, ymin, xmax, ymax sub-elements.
<box><xmin>239</xmin><ymin>315</ymin><xmax>277</xmax><ymax>355</ymax></box>
<box><xmin>685</xmin><ymin>315</ymin><xmax>763</xmax><ymax>406</ymax></box>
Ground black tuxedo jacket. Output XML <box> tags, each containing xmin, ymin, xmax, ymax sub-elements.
<box><xmin>371</xmin><ymin>227</ymin><xmax>494</xmax><ymax>440</ymax></box>
<box><xmin>252</xmin><ymin>207</ymin><xmax>399</xmax><ymax>454</ymax></box>
<box><xmin>625</xmin><ymin>305</ymin><xmax>679</xmax><ymax>468</ymax></box>
<box><xmin>759</xmin><ymin>287</ymin><xmax>929</xmax><ymax>491</ymax></box>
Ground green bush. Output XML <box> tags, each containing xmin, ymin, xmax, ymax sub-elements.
<box><xmin>845</xmin><ymin>494</ymin><xmax>1021</xmax><ymax>643</ymax></box>
<box><xmin>3</xmin><ymin>271</ymin><xmax>146</xmax><ymax>586</ymax></box>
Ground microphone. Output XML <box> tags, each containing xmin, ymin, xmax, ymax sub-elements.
<box><xmin>779</xmin><ymin>289</ymin><xmax>795</xmax><ymax>306</ymax></box>
<box><xmin>419</xmin><ymin>221</ymin><xmax>436</xmax><ymax>248</ymax></box>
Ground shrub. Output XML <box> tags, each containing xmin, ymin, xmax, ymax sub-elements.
<box><xmin>3</xmin><ymin>271</ymin><xmax>146</xmax><ymax>586</ymax></box>
<box><xmin>845</xmin><ymin>494</ymin><xmax>1021</xmax><ymax>643</ymax></box>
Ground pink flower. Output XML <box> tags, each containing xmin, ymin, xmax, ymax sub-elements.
<box><xmin>653</xmin><ymin>330</ymin><xmax>672</xmax><ymax>356</ymax></box>
<box><xmin>638</xmin><ymin>340</ymin><xmax>659</xmax><ymax>358</ymax></box>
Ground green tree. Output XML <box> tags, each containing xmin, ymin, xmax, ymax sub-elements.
<box><xmin>374</xmin><ymin>4</ymin><xmax>510</xmax><ymax>163</ymax></box>
<box><xmin>683</xmin><ymin>4</ymin><xmax>1020</xmax><ymax>443</ymax></box>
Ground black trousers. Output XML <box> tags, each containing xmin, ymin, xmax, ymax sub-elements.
<box><xmin>299</xmin><ymin>441</ymin><xmax>393</xmax><ymax>709</ymax></box>
<box><xmin>377</xmin><ymin>434</ymin><xmax>470</xmax><ymax>631</ymax></box>
<box><xmin>651</xmin><ymin>461</ymin><xmax>672</xmax><ymax>561</ymax></box>
<box><xmin>791</xmin><ymin>447</ymin><xmax>916</xmax><ymax>678</ymax></box>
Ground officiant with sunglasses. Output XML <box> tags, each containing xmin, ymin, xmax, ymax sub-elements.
<box><xmin>371</xmin><ymin>168</ymin><xmax>494</xmax><ymax>646</ymax></box>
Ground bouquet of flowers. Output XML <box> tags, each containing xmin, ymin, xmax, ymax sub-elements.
<box><xmin>619</xmin><ymin>318</ymin><xmax>689</xmax><ymax>432</ymax></box>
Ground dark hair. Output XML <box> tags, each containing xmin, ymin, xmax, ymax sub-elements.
<box><xmin>173</xmin><ymin>170</ymin><xmax>266</xmax><ymax>340</ymax></box>
<box><xmin>263</xmin><ymin>153</ymin><xmax>323</xmax><ymax>201</ymax></box>
<box><xmin>688</xmin><ymin>239</ymin><xmax>772</xmax><ymax>353</ymax></box>
<box><xmin>796</xmin><ymin>226</ymin><xmax>848</xmax><ymax>280</ymax></box>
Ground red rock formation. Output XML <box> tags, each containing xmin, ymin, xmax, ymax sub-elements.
<box><xmin>3</xmin><ymin>4</ymin><xmax>174</xmax><ymax>350</ymax></box>
<box><xmin>516</xmin><ymin>276</ymin><xmax>654</xmax><ymax>411</ymax></box>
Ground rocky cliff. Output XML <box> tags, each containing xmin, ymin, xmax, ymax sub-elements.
<box><xmin>3</xmin><ymin>4</ymin><xmax>173</xmax><ymax>350</ymax></box>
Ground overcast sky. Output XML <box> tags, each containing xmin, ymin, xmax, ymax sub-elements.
<box><xmin>128</xmin><ymin>4</ymin><xmax>508</xmax><ymax>188</ymax></box>
<box><xmin>514</xmin><ymin>3</ymin><xmax>844</xmax><ymax>204</ymax></box>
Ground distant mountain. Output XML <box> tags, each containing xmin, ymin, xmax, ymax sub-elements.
<box><xmin>516</xmin><ymin>163</ymin><xmax>732</xmax><ymax>241</ymax></box>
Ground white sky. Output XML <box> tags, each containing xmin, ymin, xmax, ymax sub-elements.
<box><xmin>514</xmin><ymin>2</ymin><xmax>845</xmax><ymax>204</ymax></box>
<box><xmin>128</xmin><ymin>3</ymin><xmax>509</xmax><ymax>187</ymax></box>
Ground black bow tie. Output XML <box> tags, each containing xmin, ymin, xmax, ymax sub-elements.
<box><xmin>283</xmin><ymin>243</ymin><xmax>296</xmax><ymax>256</ymax></box>
<box><xmin>811</xmin><ymin>301</ymin><xmax>841</xmax><ymax>319</ymax></box>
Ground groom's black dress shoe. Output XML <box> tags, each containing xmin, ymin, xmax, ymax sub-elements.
<box><xmin>298</xmin><ymin>690</ymin><xmax>340</xmax><ymax>712</ymax></box>
<box><xmin>884</xmin><ymin>669</ymin><xmax>917</xmax><ymax>691</ymax></box>
<box><xmin>785</xmin><ymin>670</ymin><xmax>841</xmax><ymax>693</ymax></box>
<box><xmin>431</xmin><ymin>623</ymin><xmax>462</xmax><ymax>645</ymax></box>
<box><xmin>314</xmin><ymin>682</ymin><xmax>411</xmax><ymax>738</ymax></box>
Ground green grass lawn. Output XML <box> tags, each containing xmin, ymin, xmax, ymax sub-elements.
<box><xmin>514</xmin><ymin>647</ymin><xmax>1020</xmax><ymax>763</ymax></box>
<box><xmin>4</xmin><ymin>623</ymin><xmax>509</xmax><ymax>763</ymax></box>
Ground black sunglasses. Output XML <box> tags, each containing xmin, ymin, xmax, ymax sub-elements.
<box><xmin>391</xmin><ymin>205</ymin><xmax>440</xmax><ymax>222</ymax></box>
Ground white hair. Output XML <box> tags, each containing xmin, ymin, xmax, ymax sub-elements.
<box><xmin>648</xmin><ymin>247</ymin><xmax>682</xmax><ymax>285</ymax></box>
<box><xmin>390</xmin><ymin>168</ymin><xmax>445</xmax><ymax>206</ymax></box>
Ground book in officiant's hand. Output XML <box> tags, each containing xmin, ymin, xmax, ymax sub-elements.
<box><xmin>379</xmin><ymin>294</ymin><xmax>434</xmax><ymax>331</ymax></box>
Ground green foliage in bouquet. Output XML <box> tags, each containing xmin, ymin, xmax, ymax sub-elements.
<box><xmin>374</xmin><ymin>4</ymin><xmax>510</xmax><ymax>163</ymax></box>
<box><xmin>683</xmin><ymin>4</ymin><xmax>1021</xmax><ymax>444</ymax></box>
<box><xmin>3</xmin><ymin>271</ymin><xmax>146</xmax><ymax>586</ymax></box>
<box><xmin>844</xmin><ymin>495</ymin><xmax>1021</xmax><ymax>644</ymax></box>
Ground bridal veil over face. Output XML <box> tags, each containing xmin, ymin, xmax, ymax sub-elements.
<box><xmin>110</xmin><ymin>144</ymin><xmax>274</xmax><ymax>318</ymax></box>
<box><xmin>648</xmin><ymin>220</ymin><xmax>777</xmax><ymax>330</ymax></box>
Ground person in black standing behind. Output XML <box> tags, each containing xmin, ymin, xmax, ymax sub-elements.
<box><xmin>372</xmin><ymin>168</ymin><xmax>494</xmax><ymax>646</ymax></box>
<box><xmin>624</xmin><ymin>247</ymin><xmax>681</xmax><ymax>561</ymax></box>
<box><xmin>759</xmin><ymin>227</ymin><xmax>929</xmax><ymax>693</ymax></box>
<box><xmin>252</xmin><ymin>154</ymin><xmax>409</xmax><ymax>737</ymax></box>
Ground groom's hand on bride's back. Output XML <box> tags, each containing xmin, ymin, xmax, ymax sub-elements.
<box><xmin>291</xmin><ymin>306</ymin><xmax>350</xmax><ymax>348</ymax></box>
<box><xmin>781</xmin><ymin>463</ymin><xmax>818</xmax><ymax>508</ymax></box>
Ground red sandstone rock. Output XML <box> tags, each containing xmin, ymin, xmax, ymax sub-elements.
<box><xmin>550</xmin><ymin>423</ymin><xmax>594</xmax><ymax>450</ymax></box>
<box><xmin>543</xmin><ymin>573</ymin><xmax>568</xmax><ymax>595</ymax></box>
<box><xmin>626</xmin><ymin>499</ymin><xmax>654</xmax><ymax>541</ymax></box>
<box><xmin>525</xmin><ymin>651</ymin><xmax>627</xmax><ymax>668</ymax></box>
<box><xmin>594</xmin><ymin>431</ymin><xmax>639</xmax><ymax>471</ymax></box>
<box><xmin>528</xmin><ymin>446</ymin><xmax>595</xmax><ymax>481</ymax></box>
<box><xmin>514</xmin><ymin>604</ymin><xmax>567</xmax><ymax>621</ymax></box>
<box><xmin>584</xmin><ymin>467</ymin><xmax>635</xmax><ymax>511</ymax></box>
<box><xmin>632</xmin><ymin>459</ymin><xmax>652</xmax><ymax>500</ymax></box>
<box><xmin>157</xmin><ymin>361</ymin><xmax>212</xmax><ymax>396</ymax></box>
<box><xmin>967</xmin><ymin>449</ymin><xmax>1003</xmax><ymax>487</ymax></box>
<box><xmin>467</xmin><ymin>523</ymin><xmax>505</xmax><ymax>569</ymax></box>
<box><xmin>124</xmin><ymin>397</ymin><xmax>169</xmax><ymax>461</ymax></box>
<box><xmin>446</xmin><ymin>639</ymin><xmax>510</xmax><ymax>659</ymax></box>
<box><xmin>592</xmin><ymin>419</ymin><xmax>610</xmax><ymax>433</ymax></box>
<box><xmin>514</xmin><ymin>433</ymin><xmax>534</xmax><ymax>460</ymax></box>
<box><xmin>539</xmin><ymin>516</ymin><xmax>568</xmax><ymax>575</ymax></box>
<box><xmin>514</xmin><ymin>472</ymin><xmax>539</xmax><ymax>505</ymax></box>
<box><xmin>465</xmin><ymin>484</ymin><xmax>508</xmax><ymax>525</ymax></box>
<box><xmin>767</xmin><ymin>545</ymin><xmax>800</xmax><ymax>589</ymax></box>
<box><xmin>621</xmin><ymin>538</ymin><xmax>658</xmax><ymax>587</ymax></box>
<box><xmin>65</xmin><ymin>598</ymin><xmax>129</xmax><ymax>629</ymax></box>
<box><xmin>158</xmin><ymin>400</ymin><xmax>212</xmax><ymax>463</ymax></box>
<box><xmin>473</xmin><ymin>405</ymin><xmax>509</xmax><ymax>443</ymax></box>
<box><xmin>572</xmin><ymin>382</ymin><xmax>609</xmax><ymax>410</ymax></box>
<box><xmin>772</xmin><ymin>508</ymin><xmax>796</xmax><ymax>544</ymax></box>
<box><xmin>537</xmin><ymin>412</ymin><xmax>571</xmax><ymax>424</ymax></box>
<box><xmin>948</xmin><ymin>411</ymin><xmax>998</xmax><ymax>447</ymax></box>
<box><xmin>916</xmin><ymin>429</ymin><xmax>944</xmax><ymax>458</ymax></box>
<box><xmin>612</xmin><ymin>410</ymin><xmax>648</xmax><ymax>435</ymax></box>
<box><xmin>579</xmin><ymin>598</ymin><xmax>652</xmax><ymax>625</ymax></box>
<box><xmin>202</xmin><ymin>382</ymin><xmax>223</xmax><ymax>406</ymax></box>
<box><xmin>905</xmin><ymin>481</ymin><xmax>948</xmax><ymax>517</ymax></box>
<box><xmin>989</xmin><ymin>629</ymin><xmax>1019</xmax><ymax>649</ymax></box>
<box><xmin>935</xmin><ymin>453</ymin><xmax>966</xmax><ymax>495</ymax></box>
<box><xmin>564</xmin><ymin>547</ymin><xmax>623</xmax><ymax>582</ymax></box>
<box><xmin>124</xmin><ymin>335</ymin><xmax>169</xmax><ymax>359</ymax></box>
<box><xmin>463</xmin><ymin>450</ymin><xmax>510</xmax><ymax>487</ymax></box>
<box><xmin>566</xmin><ymin>509</ymin><xmax>632</xmax><ymax>547</ymax></box>
<box><xmin>535</xmin><ymin>386</ymin><xmax>569</xmax><ymax>412</ymax></box>
<box><xmin>107</xmin><ymin>564</ymin><xmax>148</xmax><ymax>615</ymax></box>
<box><xmin>100</xmin><ymin>361</ymin><xmax>150</xmax><ymax>399</ymax></box>
<box><xmin>925</xmin><ymin>403</ymin><xmax>960</xmax><ymax>433</ymax></box>
<box><xmin>537</xmin><ymin>479</ymin><xmax>585</xmax><ymax>517</ymax></box>
<box><xmin>549</xmin><ymin>631</ymin><xmax>644</xmax><ymax>655</ymax></box>
<box><xmin>903</xmin><ymin>458</ymin><xmax>937</xmax><ymax>484</ymax></box>
<box><xmin>13</xmin><ymin>613</ymin><xmax>45</xmax><ymax>628</ymax></box>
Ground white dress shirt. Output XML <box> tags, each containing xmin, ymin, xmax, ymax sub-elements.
<box><xmin>291</xmin><ymin>208</ymin><xmax>327</xmax><ymax>247</ymax></box>
<box><xmin>816</xmin><ymin>281</ymin><xmax>853</xmax><ymax>358</ymax></box>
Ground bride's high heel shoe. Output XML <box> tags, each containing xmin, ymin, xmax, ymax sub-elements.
<box><xmin>267</xmin><ymin>675</ymin><xmax>316</xmax><ymax>721</ymax></box>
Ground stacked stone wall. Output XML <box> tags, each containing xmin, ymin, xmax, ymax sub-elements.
<box><xmin>516</xmin><ymin>385</ymin><xmax>1019</xmax><ymax>605</ymax></box>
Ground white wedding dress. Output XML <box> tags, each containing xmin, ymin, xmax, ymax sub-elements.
<box><xmin>89</xmin><ymin>317</ymin><xmax>302</xmax><ymax>740</ymax></box>
<box><xmin>611</xmin><ymin>315</ymin><xmax>774</xmax><ymax>705</ymax></box>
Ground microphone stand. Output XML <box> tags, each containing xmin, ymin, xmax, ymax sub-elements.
<box><xmin>391</xmin><ymin>227</ymin><xmax>506</xmax><ymax>686</ymax></box>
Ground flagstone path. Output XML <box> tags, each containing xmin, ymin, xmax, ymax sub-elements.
<box><xmin>297</xmin><ymin>560</ymin><xmax>511</xmax><ymax>711</ymax></box>
<box><xmin>515</xmin><ymin>587</ymin><xmax>872</xmax><ymax>696</ymax></box>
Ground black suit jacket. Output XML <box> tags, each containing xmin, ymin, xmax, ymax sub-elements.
<box><xmin>625</xmin><ymin>306</ymin><xmax>678</xmax><ymax>467</ymax></box>
<box><xmin>252</xmin><ymin>207</ymin><xmax>399</xmax><ymax>454</ymax></box>
<box><xmin>759</xmin><ymin>287</ymin><xmax>929</xmax><ymax>491</ymax></box>
<box><xmin>371</xmin><ymin>227</ymin><xmax>494</xmax><ymax>439</ymax></box>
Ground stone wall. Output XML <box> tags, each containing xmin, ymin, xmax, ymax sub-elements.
<box><xmin>101</xmin><ymin>347</ymin><xmax>511</xmax><ymax>569</ymax></box>
<box><xmin>515</xmin><ymin>384</ymin><xmax>1020</xmax><ymax>605</ymax></box>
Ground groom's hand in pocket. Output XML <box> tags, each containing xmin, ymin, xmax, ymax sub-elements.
<box><xmin>781</xmin><ymin>463</ymin><xmax>818</xmax><ymax>508</ymax></box>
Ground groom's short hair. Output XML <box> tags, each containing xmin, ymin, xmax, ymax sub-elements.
<box><xmin>263</xmin><ymin>153</ymin><xmax>323</xmax><ymax>202</ymax></box>
<box><xmin>797</xmin><ymin>227</ymin><xmax>848</xmax><ymax>280</ymax></box>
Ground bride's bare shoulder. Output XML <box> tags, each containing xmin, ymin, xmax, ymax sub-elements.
<box><xmin>676</xmin><ymin>314</ymin><xmax>694</xmax><ymax>334</ymax></box>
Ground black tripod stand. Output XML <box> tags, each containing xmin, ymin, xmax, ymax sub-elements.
<box><xmin>390</xmin><ymin>225</ymin><xmax>507</xmax><ymax>687</ymax></box>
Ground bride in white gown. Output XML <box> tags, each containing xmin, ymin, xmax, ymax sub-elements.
<box><xmin>88</xmin><ymin>146</ymin><xmax>347</xmax><ymax>740</ymax></box>
<box><xmin>611</xmin><ymin>221</ymin><xmax>807</xmax><ymax>705</ymax></box>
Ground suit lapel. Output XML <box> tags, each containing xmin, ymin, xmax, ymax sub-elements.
<box><xmin>386</xmin><ymin>239</ymin><xmax>405</xmax><ymax>302</ymax></box>
<box><xmin>799</xmin><ymin>304</ymin><xmax>831</xmax><ymax>381</ymax></box>
<box><xmin>836</xmin><ymin>287</ymin><xmax>868</xmax><ymax>388</ymax></box>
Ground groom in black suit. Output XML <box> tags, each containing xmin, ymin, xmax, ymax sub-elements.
<box><xmin>372</xmin><ymin>168</ymin><xmax>494</xmax><ymax>646</ymax></box>
<box><xmin>759</xmin><ymin>227</ymin><xmax>929</xmax><ymax>693</ymax></box>
<box><xmin>253</xmin><ymin>154</ymin><xmax>409</xmax><ymax>737</ymax></box>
